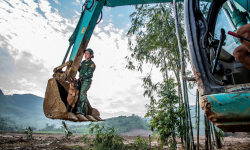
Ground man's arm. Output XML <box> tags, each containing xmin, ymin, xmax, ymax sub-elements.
<box><xmin>81</xmin><ymin>63</ymin><xmax>95</xmax><ymax>79</ymax></box>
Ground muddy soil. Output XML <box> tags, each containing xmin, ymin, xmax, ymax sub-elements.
<box><xmin>1</xmin><ymin>130</ymin><xmax>250</xmax><ymax>149</ymax></box>
<box><xmin>192</xmin><ymin>135</ymin><xmax>250</xmax><ymax>150</ymax></box>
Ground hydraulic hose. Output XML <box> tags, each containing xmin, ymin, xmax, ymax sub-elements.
<box><xmin>82</xmin><ymin>0</ymin><xmax>95</xmax><ymax>11</ymax></box>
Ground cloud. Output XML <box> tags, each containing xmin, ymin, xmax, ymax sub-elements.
<box><xmin>0</xmin><ymin>0</ymin><xmax>79</xmax><ymax>96</ymax></box>
<box><xmin>0</xmin><ymin>0</ymin><xmax>78</xmax><ymax>65</ymax></box>
<box><xmin>104</xmin><ymin>7</ymin><xmax>111</xmax><ymax>12</ymax></box>
<box><xmin>104</xmin><ymin>23</ymin><xmax>114</xmax><ymax>31</ymax></box>
<box><xmin>74</xmin><ymin>10</ymin><xmax>80</xmax><ymax>16</ymax></box>
<box><xmin>0</xmin><ymin>0</ymin><xmax>152</xmax><ymax>118</ymax></box>
<box><xmin>72</xmin><ymin>0</ymin><xmax>81</xmax><ymax>5</ymax></box>
<box><xmin>52</xmin><ymin>0</ymin><xmax>61</xmax><ymax>5</ymax></box>
<box><xmin>0</xmin><ymin>35</ymin><xmax>50</xmax><ymax>96</ymax></box>
<box><xmin>83</xmin><ymin>20</ymin><xmax>151</xmax><ymax>118</ymax></box>
<box><xmin>118</xmin><ymin>14</ymin><xmax>124</xmax><ymax>18</ymax></box>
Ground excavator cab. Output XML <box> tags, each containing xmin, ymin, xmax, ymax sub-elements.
<box><xmin>185</xmin><ymin>0</ymin><xmax>250</xmax><ymax>132</ymax></box>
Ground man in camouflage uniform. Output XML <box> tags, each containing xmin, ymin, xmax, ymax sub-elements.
<box><xmin>76</xmin><ymin>48</ymin><xmax>96</xmax><ymax>121</ymax></box>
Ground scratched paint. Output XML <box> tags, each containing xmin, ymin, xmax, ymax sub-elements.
<box><xmin>200</xmin><ymin>91</ymin><xmax>250</xmax><ymax>132</ymax></box>
<box><xmin>206</xmin><ymin>92</ymin><xmax>250</xmax><ymax>121</ymax></box>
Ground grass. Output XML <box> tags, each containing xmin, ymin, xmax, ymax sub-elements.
<box><xmin>35</xmin><ymin>130</ymin><xmax>89</xmax><ymax>135</ymax></box>
<box><xmin>35</xmin><ymin>131</ymin><xmax>65</xmax><ymax>134</ymax></box>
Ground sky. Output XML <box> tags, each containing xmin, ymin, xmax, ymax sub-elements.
<box><xmin>215</xmin><ymin>8</ymin><xmax>238</xmax><ymax>55</ymax></box>
<box><xmin>0</xmin><ymin>0</ymin><xmax>198</xmax><ymax>119</ymax></box>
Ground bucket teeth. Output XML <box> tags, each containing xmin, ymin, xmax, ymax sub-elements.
<box><xmin>67</xmin><ymin>112</ymin><xmax>78</xmax><ymax>122</ymax></box>
<box><xmin>86</xmin><ymin>115</ymin><xmax>97</xmax><ymax>122</ymax></box>
<box><xmin>94</xmin><ymin>116</ymin><xmax>105</xmax><ymax>121</ymax></box>
<box><xmin>76</xmin><ymin>114</ymin><xmax>89</xmax><ymax>121</ymax></box>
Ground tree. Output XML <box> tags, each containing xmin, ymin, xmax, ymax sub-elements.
<box><xmin>62</xmin><ymin>121</ymin><xmax>72</xmax><ymax>139</ymax></box>
<box><xmin>24</xmin><ymin>126</ymin><xmax>33</xmax><ymax>140</ymax></box>
<box><xmin>126</xmin><ymin>2</ymin><xmax>192</xmax><ymax>148</ymax></box>
<box><xmin>149</xmin><ymin>79</ymin><xmax>179</xmax><ymax>147</ymax></box>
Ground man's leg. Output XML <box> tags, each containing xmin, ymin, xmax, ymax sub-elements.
<box><xmin>233</xmin><ymin>45</ymin><xmax>250</xmax><ymax>70</ymax></box>
<box><xmin>77</xmin><ymin>80</ymin><xmax>97</xmax><ymax>121</ymax></box>
<box><xmin>77</xmin><ymin>81</ymin><xmax>91</xmax><ymax>116</ymax></box>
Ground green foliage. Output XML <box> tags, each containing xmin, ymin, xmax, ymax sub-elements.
<box><xmin>148</xmin><ymin>79</ymin><xmax>181</xmax><ymax>147</ymax></box>
<box><xmin>0</xmin><ymin>92</ymin><xmax>59</xmax><ymax>130</ymax></box>
<box><xmin>129</xmin><ymin>136</ymin><xmax>148</xmax><ymax>150</ymax></box>
<box><xmin>38</xmin><ymin>123</ymin><xmax>89</xmax><ymax>134</ymax></box>
<box><xmin>82</xmin><ymin>134</ymin><xmax>90</xmax><ymax>144</ymax></box>
<box><xmin>126</xmin><ymin>3</ymin><xmax>192</xmax><ymax>147</ymax></box>
<box><xmin>0</xmin><ymin>115</ymin><xmax>35</xmax><ymax>131</ymax></box>
<box><xmin>81</xmin><ymin>123</ymin><xmax>149</xmax><ymax>150</ymax></box>
<box><xmin>69</xmin><ymin>145</ymin><xmax>85</xmax><ymax>150</ymax></box>
<box><xmin>0</xmin><ymin>115</ymin><xmax>19</xmax><ymax>130</ymax></box>
<box><xmin>62</xmin><ymin>121</ymin><xmax>73</xmax><ymax>139</ymax></box>
<box><xmin>89</xmin><ymin>123</ymin><xmax>125</xmax><ymax>150</ymax></box>
<box><xmin>216</xmin><ymin>128</ymin><xmax>225</xmax><ymax>141</ymax></box>
<box><xmin>37</xmin><ymin>115</ymin><xmax>149</xmax><ymax>135</ymax></box>
<box><xmin>104</xmin><ymin>115</ymin><xmax>149</xmax><ymax>133</ymax></box>
<box><xmin>24</xmin><ymin>126</ymin><xmax>33</xmax><ymax>140</ymax></box>
<box><xmin>126</xmin><ymin>3</ymin><xmax>190</xmax><ymax>76</ymax></box>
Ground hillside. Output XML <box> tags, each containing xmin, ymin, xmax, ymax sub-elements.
<box><xmin>104</xmin><ymin>115</ymin><xmax>149</xmax><ymax>133</ymax></box>
<box><xmin>0</xmin><ymin>90</ymin><xmax>63</xmax><ymax>129</ymax></box>
<box><xmin>0</xmin><ymin>89</ymin><xmax>205</xmax><ymax>135</ymax></box>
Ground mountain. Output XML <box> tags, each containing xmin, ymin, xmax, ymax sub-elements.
<box><xmin>0</xmin><ymin>90</ymin><xmax>63</xmax><ymax>129</ymax></box>
<box><xmin>0</xmin><ymin>89</ymin><xmax>206</xmax><ymax>134</ymax></box>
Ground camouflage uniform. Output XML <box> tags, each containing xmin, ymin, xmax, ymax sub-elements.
<box><xmin>77</xmin><ymin>59</ymin><xmax>95</xmax><ymax>116</ymax></box>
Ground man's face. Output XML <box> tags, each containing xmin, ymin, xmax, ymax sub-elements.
<box><xmin>85</xmin><ymin>51</ymin><xmax>92</xmax><ymax>60</ymax></box>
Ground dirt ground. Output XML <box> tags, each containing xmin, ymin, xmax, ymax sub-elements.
<box><xmin>191</xmin><ymin>134</ymin><xmax>250</xmax><ymax>150</ymax></box>
<box><xmin>1</xmin><ymin>130</ymin><xmax>250</xmax><ymax>149</ymax></box>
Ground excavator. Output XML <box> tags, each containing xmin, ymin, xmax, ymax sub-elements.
<box><xmin>44</xmin><ymin>0</ymin><xmax>250</xmax><ymax>132</ymax></box>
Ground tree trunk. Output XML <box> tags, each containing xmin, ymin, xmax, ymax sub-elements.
<box><xmin>170</xmin><ymin>101</ymin><xmax>177</xmax><ymax>148</ymax></box>
<box><xmin>182</xmin><ymin>79</ymin><xmax>189</xmax><ymax>149</ymax></box>
<box><xmin>178</xmin><ymin>85</ymin><xmax>184</xmax><ymax>144</ymax></box>
<box><xmin>210</xmin><ymin>122</ymin><xmax>215</xmax><ymax>149</ymax></box>
<box><xmin>149</xmin><ymin>135</ymin><xmax>151</xmax><ymax>149</ymax></box>
<box><xmin>196</xmin><ymin>89</ymin><xmax>200</xmax><ymax>150</ymax></box>
<box><xmin>213</xmin><ymin>125</ymin><xmax>223</xmax><ymax>148</ymax></box>
<box><xmin>185</xmin><ymin>82</ymin><xmax>195</xmax><ymax>150</ymax></box>
<box><xmin>173</xmin><ymin>1</ymin><xmax>195</xmax><ymax>149</ymax></box>
<box><xmin>204</xmin><ymin>115</ymin><xmax>209</xmax><ymax>150</ymax></box>
<box><xmin>208</xmin><ymin>121</ymin><xmax>213</xmax><ymax>149</ymax></box>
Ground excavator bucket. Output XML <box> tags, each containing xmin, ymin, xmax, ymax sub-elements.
<box><xmin>43</xmin><ymin>78</ymin><xmax>77</xmax><ymax>121</ymax></box>
<box><xmin>43</xmin><ymin>78</ymin><xmax>104</xmax><ymax>122</ymax></box>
